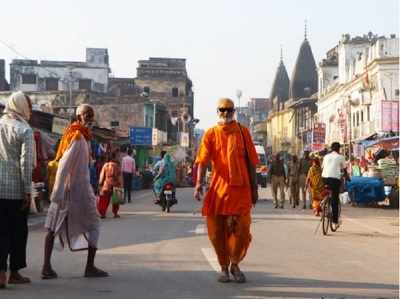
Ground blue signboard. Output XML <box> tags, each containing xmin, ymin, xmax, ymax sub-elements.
<box><xmin>129</xmin><ymin>127</ymin><xmax>153</xmax><ymax>146</ymax></box>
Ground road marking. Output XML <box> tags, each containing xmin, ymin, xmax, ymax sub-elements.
<box><xmin>132</xmin><ymin>191</ymin><xmax>154</xmax><ymax>200</ymax></box>
<box><xmin>201</xmin><ymin>247</ymin><xmax>219</xmax><ymax>272</ymax></box>
<box><xmin>28</xmin><ymin>217</ymin><xmax>45</xmax><ymax>228</ymax></box>
<box><xmin>195</xmin><ymin>224</ymin><xmax>205</xmax><ymax>234</ymax></box>
<box><xmin>342</xmin><ymin>216</ymin><xmax>394</xmax><ymax>237</ymax></box>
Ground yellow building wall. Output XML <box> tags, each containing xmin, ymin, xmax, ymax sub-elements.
<box><xmin>266</xmin><ymin>109</ymin><xmax>295</xmax><ymax>154</ymax></box>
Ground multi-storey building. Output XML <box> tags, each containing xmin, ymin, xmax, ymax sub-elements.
<box><xmin>317</xmin><ymin>33</ymin><xmax>399</xmax><ymax>154</ymax></box>
<box><xmin>0</xmin><ymin>60</ymin><xmax>9</xmax><ymax>91</ymax></box>
<box><xmin>10</xmin><ymin>48</ymin><xmax>110</xmax><ymax>94</ymax></box>
<box><xmin>248</xmin><ymin>98</ymin><xmax>271</xmax><ymax>145</ymax></box>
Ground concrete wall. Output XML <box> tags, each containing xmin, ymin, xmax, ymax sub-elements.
<box><xmin>10</xmin><ymin>63</ymin><xmax>109</xmax><ymax>93</ymax></box>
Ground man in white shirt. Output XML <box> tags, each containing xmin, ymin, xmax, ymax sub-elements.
<box><xmin>121</xmin><ymin>149</ymin><xmax>136</xmax><ymax>203</ymax></box>
<box><xmin>322</xmin><ymin>142</ymin><xmax>347</xmax><ymax>225</ymax></box>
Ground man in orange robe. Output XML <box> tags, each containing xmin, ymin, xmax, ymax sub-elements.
<box><xmin>194</xmin><ymin>98</ymin><xmax>259</xmax><ymax>283</ymax></box>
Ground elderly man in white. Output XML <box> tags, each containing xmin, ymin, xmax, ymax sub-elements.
<box><xmin>42</xmin><ymin>104</ymin><xmax>108</xmax><ymax>279</ymax></box>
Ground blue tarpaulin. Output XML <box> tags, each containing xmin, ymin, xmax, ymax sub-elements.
<box><xmin>346</xmin><ymin>176</ymin><xmax>386</xmax><ymax>203</ymax></box>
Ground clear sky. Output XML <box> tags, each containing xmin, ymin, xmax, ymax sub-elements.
<box><xmin>1</xmin><ymin>0</ymin><xmax>398</xmax><ymax>129</ymax></box>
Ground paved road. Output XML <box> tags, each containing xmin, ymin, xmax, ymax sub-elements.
<box><xmin>3</xmin><ymin>187</ymin><xmax>399</xmax><ymax>299</ymax></box>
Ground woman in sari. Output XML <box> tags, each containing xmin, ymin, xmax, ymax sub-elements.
<box><xmin>98</xmin><ymin>152</ymin><xmax>122</xmax><ymax>218</ymax></box>
<box><xmin>153</xmin><ymin>154</ymin><xmax>177</xmax><ymax>203</ymax></box>
<box><xmin>306</xmin><ymin>157</ymin><xmax>325</xmax><ymax>216</ymax></box>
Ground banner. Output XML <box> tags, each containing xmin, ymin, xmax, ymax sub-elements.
<box><xmin>180</xmin><ymin>132</ymin><xmax>189</xmax><ymax>147</ymax></box>
<box><xmin>311</xmin><ymin>123</ymin><xmax>326</xmax><ymax>151</ymax></box>
<box><xmin>381</xmin><ymin>101</ymin><xmax>399</xmax><ymax>132</ymax></box>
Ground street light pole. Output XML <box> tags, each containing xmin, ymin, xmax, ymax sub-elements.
<box><xmin>153</xmin><ymin>102</ymin><xmax>156</xmax><ymax>128</ymax></box>
<box><xmin>236</xmin><ymin>89</ymin><xmax>242</xmax><ymax>116</ymax></box>
<box><xmin>67</xmin><ymin>66</ymin><xmax>74</xmax><ymax>119</ymax></box>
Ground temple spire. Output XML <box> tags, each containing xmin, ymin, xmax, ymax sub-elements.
<box><xmin>304</xmin><ymin>19</ymin><xmax>308</xmax><ymax>40</ymax></box>
<box><xmin>280</xmin><ymin>45</ymin><xmax>283</xmax><ymax>61</ymax></box>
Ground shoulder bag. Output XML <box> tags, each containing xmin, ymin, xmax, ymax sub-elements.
<box><xmin>238</xmin><ymin>124</ymin><xmax>258</xmax><ymax>205</ymax></box>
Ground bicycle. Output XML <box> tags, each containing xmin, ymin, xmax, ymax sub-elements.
<box><xmin>320</xmin><ymin>186</ymin><xmax>341</xmax><ymax>235</ymax></box>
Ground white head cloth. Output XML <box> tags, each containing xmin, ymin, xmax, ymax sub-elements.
<box><xmin>75</xmin><ymin>104</ymin><xmax>93</xmax><ymax>116</ymax></box>
<box><xmin>5</xmin><ymin>91</ymin><xmax>31</xmax><ymax>122</ymax></box>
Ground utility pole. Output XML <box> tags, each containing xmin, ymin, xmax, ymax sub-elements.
<box><xmin>236</xmin><ymin>89</ymin><xmax>242</xmax><ymax>117</ymax></box>
<box><xmin>67</xmin><ymin>66</ymin><xmax>74</xmax><ymax>119</ymax></box>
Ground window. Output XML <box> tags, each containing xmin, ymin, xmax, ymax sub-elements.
<box><xmin>395</xmin><ymin>89</ymin><xmax>399</xmax><ymax>96</ymax></box>
<box><xmin>172</xmin><ymin>87</ymin><xmax>178</xmax><ymax>97</ymax></box>
<box><xmin>45</xmin><ymin>78</ymin><xmax>59</xmax><ymax>91</ymax></box>
<box><xmin>353</xmin><ymin>113</ymin><xmax>356</xmax><ymax>127</ymax></box>
<box><xmin>356</xmin><ymin>111</ymin><xmax>360</xmax><ymax>127</ymax></box>
<box><xmin>367</xmin><ymin>106</ymin><xmax>370</xmax><ymax>121</ymax></box>
<box><xmin>361</xmin><ymin>110</ymin><xmax>364</xmax><ymax>123</ymax></box>
<box><xmin>79</xmin><ymin>79</ymin><xmax>92</xmax><ymax>90</ymax></box>
<box><xmin>110</xmin><ymin>121</ymin><xmax>119</xmax><ymax>127</ymax></box>
<box><xmin>22</xmin><ymin>74</ymin><xmax>36</xmax><ymax>84</ymax></box>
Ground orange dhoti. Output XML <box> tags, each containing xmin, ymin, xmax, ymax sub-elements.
<box><xmin>207</xmin><ymin>214</ymin><xmax>252</xmax><ymax>267</ymax></box>
<box><xmin>195</xmin><ymin>121</ymin><xmax>259</xmax><ymax>268</ymax></box>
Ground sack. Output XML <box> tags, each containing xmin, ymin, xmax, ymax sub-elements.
<box><xmin>111</xmin><ymin>187</ymin><xmax>125</xmax><ymax>205</ymax></box>
<box><xmin>238</xmin><ymin>124</ymin><xmax>258</xmax><ymax>205</ymax></box>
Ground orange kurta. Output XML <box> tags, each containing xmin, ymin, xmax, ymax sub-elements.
<box><xmin>195</xmin><ymin>121</ymin><xmax>259</xmax><ymax>216</ymax></box>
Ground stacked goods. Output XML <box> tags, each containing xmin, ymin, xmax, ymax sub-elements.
<box><xmin>378</xmin><ymin>158</ymin><xmax>398</xmax><ymax>185</ymax></box>
<box><xmin>366</xmin><ymin>165</ymin><xmax>382</xmax><ymax>179</ymax></box>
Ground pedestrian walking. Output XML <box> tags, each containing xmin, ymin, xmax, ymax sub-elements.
<box><xmin>306</xmin><ymin>157</ymin><xmax>324</xmax><ymax>216</ymax></box>
<box><xmin>298</xmin><ymin>150</ymin><xmax>312</xmax><ymax>209</ymax></box>
<box><xmin>0</xmin><ymin>92</ymin><xmax>34</xmax><ymax>288</ymax></box>
<box><xmin>42</xmin><ymin>104</ymin><xmax>108</xmax><ymax>279</ymax></box>
<box><xmin>121</xmin><ymin>148</ymin><xmax>135</xmax><ymax>203</ymax></box>
<box><xmin>98</xmin><ymin>152</ymin><xmax>123</xmax><ymax>218</ymax></box>
<box><xmin>288</xmin><ymin>155</ymin><xmax>300</xmax><ymax>208</ymax></box>
<box><xmin>194</xmin><ymin>98</ymin><xmax>259</xmax><ymax>283</ymax></box>
<box><xmin>270</xmin><ymin>154</ymin><xmax>286</xmax><ymax>208</ymax></box>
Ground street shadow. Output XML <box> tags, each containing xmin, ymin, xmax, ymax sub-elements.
<box><xmin>6</xmin><ymin>262</ymin><xmax>397</xmax><ymax>299</ymax></box>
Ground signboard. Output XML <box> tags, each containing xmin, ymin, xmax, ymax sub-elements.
<box><xmin>311</xmin><ymin>123</ymin><xmax>326</xmax><ymax>152</ymax></box>
<box><xmin>337</xmin><ymin>110</ymin><xmax>347</xmax><ymax>143</ymax></box>
<box><xmin>129</xmin><ymin>127</ymin><xmax>152</xmax><ymax>146</ymax></box>
<box><xmin>180</xmin><ymin>132</ymin><xmax>189</xmax><ymax>147</ymax></box>
<box><xmin>152</xmin><ymin>129</ymin><xmax>168</xmax><ymax>146</ymax></box>
<box><xmin>51</xmin><ymin>117</ymin><xmax>69</xmax><ymax>135</ymax></box>
<box><xmin>381</xmin><ymin>101</ymin><xmax>399</xmax><ymax>132</ymax></box>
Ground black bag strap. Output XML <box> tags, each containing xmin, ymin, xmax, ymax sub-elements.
<box><xmin>238</xmin><ymin>123</ymin><xmax>250</xmax><ymax>163</ymax></box>
<box><xmin>238</xmin><ymin>123</ymin><xmax>255</xmax><ymax>183</ymax></box>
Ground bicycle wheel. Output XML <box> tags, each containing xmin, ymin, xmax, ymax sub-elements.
<box><xmin>321</xmin><ymin>199</ymin><xmax>330</xmax><ymax>235</ymax></box>
<box><xmin>330</xmin><ymin>200</ymin><xmax>341</xmax><ymax>232</ymax></box>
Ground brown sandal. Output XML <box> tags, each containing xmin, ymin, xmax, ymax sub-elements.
<box><xmin>8</xmin><ymin>274</ymin><xmax>31</xmax><ymax>284</ymax></box>
<box><xmin>41</xmin><ymin>268</ymin><xmax>58</xmax><ymax>280</ymax></box>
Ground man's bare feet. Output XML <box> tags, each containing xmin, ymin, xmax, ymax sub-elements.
<box><xmin>230</xmin><ymin>264</ymin><xmax>246</xmax><ymax>283</ymax></box>
<box><xmin>217</xmin><ymin>266</ymin><xmax>230</xmax><ymax>283</ymax></box>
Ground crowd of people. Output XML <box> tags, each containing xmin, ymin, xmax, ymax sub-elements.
<box><xmin>0</xmin><ymin>91</ymin><xmax>183</xmax><ymax>288</ymax></box>
<box><xmin>0</xmin><ymin>91</ymin><xmax>397</xmax><ymax>289</ymax></box>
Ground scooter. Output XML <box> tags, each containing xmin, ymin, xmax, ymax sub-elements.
<box><xmin>158</xmin><ymin>182</ymin><xmax>177</xmax><ymax>213</ymax></box>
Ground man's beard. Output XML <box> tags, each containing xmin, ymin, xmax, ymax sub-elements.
<box><xmin>218</xmin><ymin>115</ymin><xmax>234</xmax><ymax>124</ymax></box>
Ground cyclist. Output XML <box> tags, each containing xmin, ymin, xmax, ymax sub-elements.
<box><xmin>321</xmin><ymin>142</ymin><xmax>349</xmax><ymax>228</ymax></box>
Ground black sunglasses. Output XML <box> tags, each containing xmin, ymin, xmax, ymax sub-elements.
<box><xmin>218</xmin><ymin>107</ymin><xmax>235</xmax><ymax>113</ymax></box>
